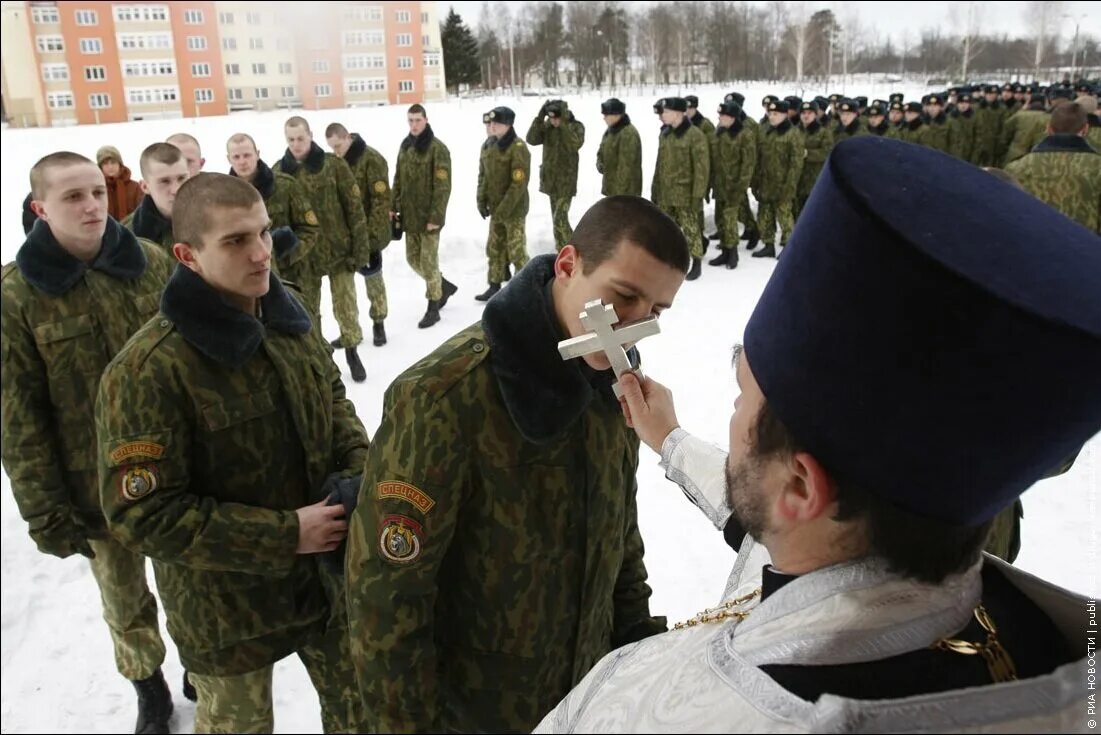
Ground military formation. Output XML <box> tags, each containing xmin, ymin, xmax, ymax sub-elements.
<box><xmin>3</xmin><ymin>72</ymin><xmax>1099</xmax><ymax>734</ymax></box>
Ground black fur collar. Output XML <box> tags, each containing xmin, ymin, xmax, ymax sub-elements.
<box><xmin>767</xmin><ymin>118</ymin><xmax>793</xmax><ymax>135</ymax></box>
<box><xmin>1033</xmin><ymin>134</ymin><xmax>1098</xmax><ymax>155</ymax></box>
<box><xmin>1089</xmin><ymin>114</ymin><xmax>1100</xmax><ymax>128</ymax></box>
<box><xmin>131</xmin><ymin>195</ymin><xmax>172</xmax><ymax>243</ymax></box>
<box><xmin>689</xmin><ymin>111</ymin><xmax>706</xmax><ymax>127</ymax></box>
<box><xmin>401</xmin><ymin>124</ymin><xmax>436</xmax><ymax>153</ymax></box>
<box><xmin>718</xmin><ymin>118</ymin><xmax>745</xmax><ymax>136</ymax></box>
<box><xmin>664</xmin><ymin>116</ymin><xmax>693</xmax><ymax>138</ymax></box>
<box><xmin>482</xmin><ymin>136</ymin><xmax>496</xmax><ymax>150</ymax></box>
<box><xmin>231</xmin><ymin>159</ymin><xmax>275</xmax><ymax>199</ymax></box>
<box><xmin>481</xmin><ymin>254</ymin><xmax>636</xmax><ymax>445</ymax></box>
<box><xmin>16</xmin><ymin>217</ymin><xmax>148</xmax><ymax>296</ymax></box>
<box><xmin>801</xmin><ymin>119</ymin><xmax>821</xmax><ymax>135</ymax></box>
<box><xmin>868</xmin><ymin>119</ymin><xmax>889</xmax><ymax>135</ymax></box>
<box><xmin>929</xmin><ymin>111</ymin><xmax>949</xmax><ymax>125</ymax></box>
<box><xmin>906</xmin><ymin>118</ymin><xmax>924</xmax><ymax>131</ymax></box>
<box><xmin>161</xmin><ymin>264</ymin><xmax>311</xmax><ymax>369</ymax></box>
<box><xmin>279</xmin><ymin>141</ymin><xmax>326</xmax><ymax>175</ymax></box>
<box><xmin>345</xmin><ymin>133</ymin><xmax>368</xmax><ymax>168</ymax></box>
<box><xmin>605</xmin><ymin>115</ymin><xmax>632</xmax><ymax>136</ymax></box>
<box><xmin>495</xmin><ymin>126</ymin><xmax>518</xmax><ymax>151</ymax></box>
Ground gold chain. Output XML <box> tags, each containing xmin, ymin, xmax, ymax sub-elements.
<box><xmin>931</xmin><ymin>604</ymin><xmax>1018</xmax><ymax>683</ymax></box>
<box><xmin>673</xmin><ymin>588</ymin><xmax>762</xmax><ymax>630</ymax></box>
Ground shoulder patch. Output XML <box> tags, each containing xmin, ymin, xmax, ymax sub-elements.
<box><xmin>304</xmin><ymin>210</ymin><xmax>319</xmax><ymax>226</ymax></box>
<box><xmin>435</xmin><ymin>167</ymin><xmax>449</xmax><ymax>181</ymax></box>
<box><xmin>515</xmin><ymin>140</ymin><xmax>524</xmax><ymax>147</ymax></box>
<box><xmin>109</xmin><ymin>440</ymin><xmax>165</xmax><ymax>465</ymax></box>
<box><xmin>378</xmin><ymin>514</ymin><xmax>423</xmax><ymax>564</ymax></box>
<box><xmin>512</xmin><ymin>168</ymin><xmax>526</xmax><ymax>182</ymax></box>
<box><xmin>120</xmin><ymin>464</ymin><xmax>158</xmax><ymax>502</ymax></box>
<box><xmin>373</xmin><ymin>180</ymin><xmax>387</xmax><ymax>194</ymax></box>
<box><xmin>377</xmin><ymin>481</ymin><xmax>435</xmax><ymax>514</ymax></box>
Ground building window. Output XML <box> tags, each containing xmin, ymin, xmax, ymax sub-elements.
<box><xmin>368</xmin><ymin>6</ymin><xmax>383</xmax><ymax>21</ymax></box>
<box><xmin>118</xmin><ymin>32</ymin><xmax>173</xmax><ymax>50</ymax></box>
<box><xmin>397</xmin><ymin>56</ymin><xmax>413</xmax><ymax>70</ymax></box>
<box><xmin>395</xmin><ymin>10</ymin><xmax>411</xmax><ymax>23</ymax></box>
<box><xmin>398</xmin><ymin>80</ymin><xmax>414</xmax><ymax>92</ymax></box>
<box><xmin>249</xmin><ymin>37</ymin><xmax>263</xmax><ymax>50</ymax></box>
<box><xmin>343</xmin><ymin>30</ymin><xmax>384</xmax><ymax>46</ymax></box>
<box><xmin>84</xmin><ymin>65</ymin><xmax>107</xmax><ymax>81</ymax></box>
<box><xmin>421</xmin><ymin>12</ymin><xmax>429</xmax><ymax>23</ymax></box>
<box><xmin>422</xmin><ymin>35</ymin><xmax>431</xmax><ymax>47</ymax></box>
<box><xmin>278</xmin><ymin>62</ymin><xmax>293</xmax><ymax>74</ymax></box>
<box><xmin>89</xmin><ymin>93</ymin><xmax>111</xmax><ymax>109</ymax></box>
<box><xmin>276</xmin><ymin>37</ymin><xmax>291</xmax><ymax>52</ymax></box>
<box><xmin>225</xmin><ymin>62</ymin><xmax>240</xmax><ymax>75</ymax></box>
<box><xmin>246</xmin><ymin>11</ymin><xmax>262</xmax><ymax>25</ymax></box>
<box><xmin>127</xmin><ymin>87</ymin><xmax>179</xmax><ymax>104</ymax></box>
<box><xmin>347</xmin><ymin>78</ymin><xmax>386</xmax><ymax>93</ymax></box>
<box><xmin>427</xmin><ymin>76</ymin><xmax>440</xmax><ymax>90</ymax></box>
<box><xmin>227</xmin><ymin>88</ymin><xmax>244</xmax><ymax>101</ymax></box>
<box><xmin>32</xmin><ymin>7</ymin><xmax>60</xmax><ymax>24</ymax></box>
<box><xmin>344</xmin><ymin>54</ymin><xmax>386</xmax><ymax>71</ymax></box>
<box><xmin>75</xmin><ymin>10</ymin><xmax>99</xmax><ymax>26</ymax></box>
<box><xmin>187</xmin><ymin>36</ymin><xmax>207</xmax><ymax>50</ymax></box>
<box><xmin>281</xmin><ymin>86</ymin><xmax>297</xmax><ymax>98</ymax></box>
<box><xmin>255</xmin><ymin>87</ymin><xmax>269</xmax><ymax>99</ymax></box>
<box><xmin>36</xmin><ymin>35</ymin><xmax>65</xmax><ymax>53</ymax></box>
<box><xmin>124</xmin><ymin>60</ymin><xmax>175</xmax><ymax>77</ymax></box>
<box><xmin>396</xmin><ymin>33</ymin><xmax>412</xmax><ymax>47</ymax></box>
<box><xmin>47</xmin><ymin>92</ymin><xmax>75</xmax><ymax>109</ymax></box>
<box><xmin>114</xmin><ymin>5</ymin><xmax>169</xmax><ymax>22</ymax></box>
<box><xmin>191</xmin><ymin>62</ymin><xmax>211</xmax><ymax>77</ymax></box>
<box><xmin>218</xmin><ymin>11</ymin><xmax>234</xmax><ymax>24</ymax></box>
<box><xmin>251</xmin><ymin>62</ymin><xmax>266</xmax><ymax>75</ymax></box>
<box><xmin>312</xmin><ymin>60</ymin><xmax>330</xmax><ymax>73</ymax></box>
<box><xmin>221</xmin><ymin>37</ymin><xmax>236</xmax><ymax>51</ymax></box>
<box><xmin>195</xmin><ymin>88</ymin><xmax>214</xmax><ymax>103</ymax></box>
<box><xmin>183</xmin><ymin>9</ymin><xmax>204</xmax><ymax>25</ymax></box>
<box><xmin>41</xmin><ymin>64</ymin><xmax>70</xmax><ymax>81</ymax></box>
<box><xmin>314</xmin><ymin>83</ymin><xmax>332</xmax><ymax>97</ymax></box>
<box><xmin>79</xmin><ymin>38</ymin><xmax>103</xmax><ymax>54</ymax></box>
<box><xmin>423</xmin><ymin>52</ymin><xmax>441</xmax><ymax>67</ymax></box>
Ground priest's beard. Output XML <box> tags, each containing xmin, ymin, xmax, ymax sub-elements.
<box><xmin>725</xmin><ymin>455</ymin><xmax>771</xmax><ymax>541</ymax></box>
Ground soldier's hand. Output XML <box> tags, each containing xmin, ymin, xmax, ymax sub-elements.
<box><xmin>618</xmin><ymin>372</ymin><xmax>680</xmax><ymax>454</ymax></box>
<box><xmin>388</xmin><ymin>210</ymin><xmax>397</xmax><ymax>220</ymax></box>
<box><xmin>426</xmin><ymin>223</ymin><xmax>441</xmax><ymax>232</ymax></box>
<box><xmin>295</xmin><ymin>498</ymin><xmax>348</xmax><ymax>554</ymax></box>
<box><xmin>34</xmin><ymin>516</ymin><xmax>95</xmax><ymax>559</ymax></box>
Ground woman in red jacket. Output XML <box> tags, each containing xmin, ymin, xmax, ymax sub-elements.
<box><xmin>97</xmin><ymin>145</ymin><xmax>142</xmax><ymax>221</ymax></box>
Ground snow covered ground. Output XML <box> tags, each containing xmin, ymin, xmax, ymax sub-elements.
<box><xmin>2</xmin><ymin>82</ymin><xmax>1097</xmax><ymax>733</ymax></box>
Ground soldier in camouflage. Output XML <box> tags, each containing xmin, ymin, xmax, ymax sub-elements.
<box><xmin>972</xmin><ymin>85</ymin><xmax>1004</xmax><ymax>166</ymax></box>
<box><xmin>2</xmin><ymin>152</ymin><xmax>176</xmax><ymax>734</ymax></box>
<box><xmin>274</xmin><ymin>116</ymin><xmax>371</xmax><ymax>383</ymax></box>
<box><xmin>596</xmin><ymin>98</ymin><xmax>643</xmax><ymax>198</ymax></box>
<box><xmin>345</xmin><ymin>196</ymin><xmax>684</xmax><ymax>734</ymax></box>
<box><xmin>923</xmin><ymin>93</ymin><xmax>953</xmax><ymax>154</ymax></box>
<box><xmin>886</xmin><ymin>101</ymin><xmax>906</xmax><ymax>140</ymax></box>
<box><xmin>1006</xmin><ymin>102</ymin><xmax>1101</xmax><ymax>233</ymax></box>
<box><xmin>1079</xmin><ymin>95</ymin><xmax>1101</xmax><ymax>151</ymax></box>
<box><xmin>795</xmin><ymin>100</ymin><xmax>834</xmax><ymax>222</ymax></box>
<box><xmin>651</xmin><ymin>97</ymin><xmax>710</xmax><ymax>281</ymax></box>
<box><xmin>686</xmin><ymin>95</ymin><xmax>716</xmax><ymax>256</ymax></box>
<box><xmin>122</xmin><ymin>142</ymin><xmax>190</xmax><ymax>254</ymax></box>
<box><xmin>393</xmin><ymin>104</ymin><xmax>458</xmax><ymax>329</ymax></box>
<box><xmin>866</xmin><ymin>102</ymin><xmax>891</xmax><ymax>136</ymax></box>
<box><xmin>326</xmin><ymin>123</ymin><xmax>393</xmax><ymax>347</ymax></box>
<box><xmin>707</xmin><ymin>101</ymin><xmax>756</xmax><ymax>270</ymax></box>
<box><xmin>753</xmin><ymin>99</ymin><xmax>804</xmax><ymax>259</ymax></box>
<box><xmin>724</xmin><ymin>92</ymin><xmax>761</xmax><ymax>249</ymax></box>
<box><xmin>226</xmin><ymin>132</ymin><xmax>320</xmax><ymax>294</ymax></box>
<box><xmin>949</xmin><ymin>91</ymin><xmax>978</xmax><ymax>161</ymax></box>
<box><xmin>96</xmin><ymin>173</ymin><xmax>370</xmax><ymax>733</ymax></box>
<box><xmin>834</xmin><ymin>99</ymin><xmax>867</xmax><ymax>142</ymax></box>
<box><xmin>1001</xmin><ymin>93</ymin><xmax>1051</xmax><ymax>166</ymax></box>
<box><xmin>475</xmin><ymin>106</ymin><xmax>530</xmax><ymax>302</ymax></box>
<box><xmin>900</xmin><ymin>102</ymin><xmax>928</xmax><ymax>145</ymax></box>
<box><xmin>526</xmin><ymin>99</ymin><xmax>585</xmax><ymax>251</ymax></box>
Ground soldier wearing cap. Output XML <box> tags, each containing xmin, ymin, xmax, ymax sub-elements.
<box><xmin>476</xmin><ymin>107</ymin><xmax>531</xmax><ymax>302</ymax></box>
<box><xmin>886</xmin><ymin>101</ymin><xmax>906</xmax><ymax>139</ymax></box>
<box><xmin>652</xmin><ymin>96</ymin><xmax>710</xmax><ymax>280</ymax></box>
<box><xmin>923</xmin><ymin>93</ymin><xmax>952</xmax><ymax>153</ymax></box>
<box><xmin>949</xmin><ymin>91</ymin><xmax>977</xmax><ymax>161</ymax></box>
<box><xmin>1001</xmin><ymin>92</ymin><xmax>1050</xmax><ymax>165</ymax></box>
<box><xmin>597</xmin><ymin>98</ymin><xmax>643</xmax><ymax>198</ymax></box>
<box><xmin>834</xmin><ymin>99</ymin><xmax>867</xmax><ymax>141</ymax></box>
<box><xmin>526</xmin><ymin>99</ymin><xmax>585</xmax><ymax>251</ymax></box>
<box><xmin>889</xmin><ymin>91</ymin><xmax>905</xmax><ymax>106</ymax></box>
<box><xmin>783</xmin><ymin>96</ymin><xmax>803</xmax><ymax>126</ymax></box>
<box><xmin>708</xmin><ymin>100</ymin><xmax>756</xmax><ymax>270</ymax></box>
<box><xmin>686</xmin><ymin>95</ymin><xmax>716</xmax><ymax>255</ymax></box>
<box><xmin>826</xmin><ymin>93</ymin><xmax>843</xmax><ymax>124</ymax></box>
<box><xmin>900</xmin><ymin>102</ymin><xmax>928</xmax><ymax>145</ymax></box>
<box><xmin>717</xmin><ymin>91</ymin><xmax>761</xmax><ymax>248</ymax></box>
<box><xmin>751</xmin><ymin>98</ymin><xmax>803</xmax><ymax>259</ymax></box>
<box><xmin>795</xmin><ymin>100</ymin><xmax>833</xmax><ymax>222</ymax></box>
<box><xmin>866</xmin><ymin>103</ymin><xmax>890</xmax><ymax>136</ymax></box>
<box><xmin>973</xmin><ymin>84</ymin><xmax>1005</xmax><ymax>166</ymax></box>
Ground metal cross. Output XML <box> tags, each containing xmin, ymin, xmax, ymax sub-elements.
<box><xmin>557</xmin><ymin>299</ymin><xmax>660</xmax><ymax>398</ymax></box>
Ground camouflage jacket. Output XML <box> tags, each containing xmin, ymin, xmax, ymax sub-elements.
<box><xmin>274</xmin><ymin>141</ymin><xmax>370</xmax><ymax>274</ymax></box>
<box><xmin>122</xmin><ymin>195</ymin><xmax>175</xmax><ymax>254</ymax></box>
<box><xmin>1001</xmin><ymin>108</ymin><xmax>1050</xmax><ymax>166</ymax></box>
<box><xmin>1005</xmin><ymin>135</ymin><xmax>1101</xmax><ymax>233</ymax></box>
<box><xmin>923</xmin><ymin>113</ymin><xmax>952</xmax><ymax>154</ymax></box>
<box><xmin>346</xmin><ymin>255</ymin><xmax>667</xmax><ymax>733</ymax></box>
<box><xmin>690</xmin><ymin>112</ymin><xmax>717</xmax><ymax>187</ymax></box>
<box><xmin>526</xmin><ymin>109</ymin><xmax>585</xmax><ymax>197</ymax></box>
<box><xmin>948</xmin><ymin>109</ymin><xmax>977</xmax><ymax>161</ymax></box>
<box><xmin>232</xmin><ymin>159</ymin><xmax>320</xmax><ymax>280</ymax></box>
<box><xmin>973</xmin><ymin>101</ymin><xmax>1004</xmax><ymax>165</ymax></box>
<box><xmin>755</xmin><ymin>119</ymin><xmax>804</xmax><ymax>203</ymax></box>
<box><xmin>476</xmin><ymin>135</ymin><xmax>494</xmax><ymax>216</ymax></box>
<box><xmin>343</xmin><ymin>133</ymin><xmax>393</xmax><ymax>251</ymax></box>
<box><xmin>797</xmin><ymin>120</ymin><xmax>834</xmax><ymax>199</ymax></box>
<box><xmin>477</xmin><ymin>127</ymin><xmax>530</xmax><ymax>221</ymax></box>
<box><xmin>886</xmin><ymin>122</ymin><xmax>905</xmax><ymax>140</ymax></box>
<box><xmin>96</xmin><ymin>266</ymin><xmax>369</xmax><ymax>675</ymax></box>
<box><xmin>596</xmin><ymin>116</ymin><xmax>643</xmax><ymax>197</ymax></box>
<box><xmin>833</xmin><ymin>118</ymin><xmax>868</xmax><ymax>142</ymax></box>
<box><xmin>711</xmin><ymin>121</ymin><xmax>757</xmax><ymax>204</ymax></box>
<box><xmin>393</xmin><ymin>124</ymin><xmax>452</xmax><ymax>233</ymax></box>
<box><xmin>1088</xmin><ymin>116</ymin><xmax>1101</xmax><ymax>153</ymax></box>
<box><xmin>899</xmin><ymin>118</ymin><xmax>928</xmax><ymax>146</ymax></box>
<box><xmin>652</xmin><ymin>117</ymin><xmax>710</xmax><ymax>209</ymax></box>
<box><xmin>2</xmin><ymin>220</ymin><xmax>173</xmax><ymax>554</ymax></box>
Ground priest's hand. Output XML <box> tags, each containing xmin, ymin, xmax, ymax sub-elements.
<box><xmin>618</xmin><ymin>372</ymin><xmax>679</xmax><ymax>454</ymax></box>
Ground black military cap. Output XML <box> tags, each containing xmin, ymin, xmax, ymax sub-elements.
<box><xmin>800</xmin><ymin>100</ymin><xmax>820</xmax><ymax>113</ymax></box>
<box><xmin>685</xmin><ymin>95</ymin><xmax>700</xmax><ymax>108</ymax></box>
<box><xmin>837</xmin><ymin>98</ymin><xmax>859</xmax><ymax>113</ymax></box>
<box><xmin>545</xmin><ymin>100</ymin><xmax>565</xmax><ymax>118</ymax></box>
<box><xmin>784</xmin><ymin>95</ymin><xmax>803</xmax><ymax>109</ymax></box>
<box><xmin>1003</xmin><ymin>82</ymin><xmax>1016</xmax><ymax>92</ymax></box>
<box><xmin>984</xmin><ymin>84</ymin><xmax>1000</xmax><ymax>94</ymax></box>
<box><xmin>1013</xmin><ymin>83</ymin><xmax>1027</xmax><ymax>93</ymax></box>
<box><xmin>487</xmin><ymin>106</ymin><xmax>515</xmax><ymax>125</ymax></box>
<box><xmin>662</xmin><ymin>96</ymin><xmax>688</xmax><ymax>112</ymax></box>
<box><xmin>601</xmin><ymin>98</ymin><xmax>626</xmax><ymax>115</ymax></box>
<box><xmin>867</xmin><ymin>103</ymin><xmax>886</xmax><ymax>117</ymax></box>
<box><xmin>482</xmin><ymin>111</ymin><xmax>491</xmax><ymax>124</ymax></box>
<box><xmin>854</xmin><ymin>95</ymin><xmax>868</xmax><ymax>108</ymax></box>
<box><xmin>718</xmin><ymin>100</ymin><xmax>742</xmax><ymax>117</ymax></box>
<box><xmin>889</xmin><ymin>92</ymin><xmax>905</xmax><ymax>103</ymax></box>
<box><xmin>927</xmin><ymin>93</ymin><xmax>945</xmax><ymax>105</ymax></box>
<box><xmin>1030</xmin><ymin>92</ymin><xmax>1047</xmax><ymax>104</ymax></box>
<box><xmin>653</xmin><ymin>98</ymin><xmax>665</xmax><ymax>114</ymax></box>
<box><xmin>958</xmin><ymin>91</ymin><xmax>974</xmax><ymax>103</ymax></box>
<box><xmin>904</xmin><ymin>101</ymin><xmax>923</xmax><ymax>113</ymax></box>
<box><xmin>872</xmin><ymin>98</ymin><xmax>888</xmax><ymax>108</ymax></box>
<box><xmin>814</xmin><ymin>95</ymin><xmax>830</xmax><ymax>110</ymax></box>
<box><xmin>1049</xmin><ymin>85</ymin><xmax>1074</xmax><ymax>101</ymax></box>
<box><xmin>889</xmin><ymin>101</ymin><xmax>905</xmax><ymax>112</ymax></box>
<box><xmin>762</xmin><ymin>94</ymin><xmax>779</xmax><ymax>107</ymax></box>
<box><xmin>828</xmin><ymin>93</ymin><xmax>843</xmax><ymax>103</ymax></box>
<box><xmin>767</xmin><ymin>99</ymin><xmax>790</xmax><ymax>113</ymax></box>
<box><xmin>1076</xmin><ymin>82</ymin><xmax>1095</xmax><ymax>94</ymax></box>
<box><xmin>725</xmin><ymin>91</ymin><xmax>745</xmax><ymax>106</ymax></box>
<box><xmin>948</xmin><ymin>86</ymin><xmax>962</xmax><ymax>96</ymax></box>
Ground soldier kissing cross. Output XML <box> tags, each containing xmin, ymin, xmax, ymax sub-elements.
<box><xmin>557</xmin><ymin>299</ymin><xmax>660</xmax><ymax>398</ymax></box>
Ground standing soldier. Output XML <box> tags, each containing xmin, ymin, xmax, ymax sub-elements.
<box><xmin>96</xmin><ymin>173</ymin><xmax>369</xmax><ymax>734</ymax></box>
<box><xmin>973</xmin><ymin>85</ymin><xmax>1004</xmax><ymax>166</ymax></box>
<box><xmin>1079</xmin><ymin>95</ymin><xmax>1101</xmax><ymax>151</ymax></box>
<box><xmin>122</xmin><ymin>143</ymin><xmax>190</xmax><ymax>253</ymax></box>
<box><xmin>393</xmin><ymin>104</ymin><xmax>457</xmax><ymax>329</ymax></box>
<box><xmin>795</xmin><ymin>100</ymin><xmax>834</xmax><ymax>221</ymax></box>
<box><xmin>474</xmin><ymin>106</ymin><xmax>530</xmax><ymax>302</ymax></box>
<box><xmin>326</xmin><ymin>123</ymin><xmax>392</xmax><ymax>348</ymax></box>
<box><xmin>651</xmin><ymin>96</ymin><xmax>710</xmax><ymax>280</ymax></box>
<box><xmin>1006</xmin><ymin>102</ymin><xmax>1101</xmax><ymax>233</ymax></box>
<box><xmin>753</xmin><ymin>99</ymin><xmax>804</xmax><ymax>259</ymax></box>
<box><xmin>949</xmin><ymin>91</ymin><xmax>977</xmax><ymax>161</ymax></box>
<box><xmin>708</xmin><ymin>100</ymin><xmax>756</xmax><ymax>270</ymax></box>
<box><xmin>226</xmin><ymin>132</ymin><xmax>320</xmax><ymax>292</ymax></box>
<box><xmin>866</xmin><ymin>102</ymin><xmax>890</xmax><ymax>136</ymax></box>
<box><xmin>721</xmin><ymin>91</ymin><xmax>761</xmax><ymax>248</ymax></box>
<box><xmin>923</xmin><ymin>93</ymin><xmax>952</xmax><ymax>153</ymax></box>
<box><xmin>900</xmin><ymin>102</ymin><xmax>928</xmax><ymax>145</ymax></box>
<box><xmin>274</xmin><ymin>116</ymin><xmax>370</xmax><ymax>382</ymax></box>
<box><xmin>1002</xmin><ymin>93</ymin><xmax>1051</xmax><ymax>165</ymax></box>
<box><xmin>3</xmin><ymin>152</ymin><xmax>175</xmax><ymax>734</ymax></box>
<box><xmin>596</xmin><ymin>98</ymin><xmax>643</xmax><ymax>197</ymax></box>
<box><xmin>834</xmin><ymin>99</ymin><xmax>867</xmax><ymax>141</ymax></box>
<box><xmin>165</xmin><ymin>132</ymin><xmax>205</xmax><ymax>178</ymax></box>
<box><xmin>886</xmin><ymin>101</ymin><xmax>906</xmax><ymax>139</ymax></box>
<box><xmin>526</xmin><ymin>99</ymin><xmax>585</xmax><ymax>251</ymax></box>
<box><xmin>686</xmin><ymin>95</ymin><xmax>716</xmax><ymax>256</ymax></box>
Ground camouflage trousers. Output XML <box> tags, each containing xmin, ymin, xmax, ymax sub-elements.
<box><xmin>292</xmin><ymin>272</ymin><xmax>324</xmax><ymax>327</ymax></box>
<box><xmin>661</xmin><ymin>204</ymin><xmax>704</xmax><ymax>258</ymax></box>
<box><xmin>739</xmin><ymin>191</ymin><xmax>759</xmax><ymax>236</ymax></box>
<box><xmin>716</xmin><ymin>198</ymin><xmax>744</xmax><ymax>250</ymax></box>
<box><xmin>189</xmin><ymin>623</ymin><xmax>362</xmax><ymax>733</ymax></box>
<box><xmin>550</xmin><ymin>195</ymin><xmax>573</xmax><ymax>251</ymax></box>
<box><xmin>757</xmin><ymin>199</ymin><xmax>795</xmax><ymax>245</ymax></box>
<box><xmin>984</xmin><ymin>499</ymin><xmax>1023</xmax><ymax>564</ymax></box>
<box><xmin>87</xmin><ymin>536</ymin><xmax>166</xmax><ymax>681</ymax></box>
<box><xmin>328</xmin><ymin>272</ymin><xmax>363</xmax><ymax>348</ymax></box>
<box><xmin>406</xmin><ymin>231</ymin><xmax>442</xmax><ymax>301</ymax></box>
<box><xmin>486</xmin><ymin>216</ymin><xmax>529</xmax><ymax>284</ymax></box>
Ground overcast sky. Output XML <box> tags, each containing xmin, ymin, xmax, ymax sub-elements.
<box><xmin>437</xmin><ymin>1</ymin><xmax>1100</xmax><ymax>46</ymax></box>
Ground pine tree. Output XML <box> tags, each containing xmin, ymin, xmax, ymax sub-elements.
<box><xmin>440</xmin><ymin>8</ymin><xmax>481</xmax><ymax>93</ymax></box>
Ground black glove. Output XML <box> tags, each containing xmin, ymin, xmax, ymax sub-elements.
<box><xmin>33</xmin><ymin>517</ymin><xmax>95</xmax><ymax>560</ymax></box>
<box><xmin>270</xmin><ymin>226</ymin><xmax>299</xmax><ymax>259</ymax></box>
<box><xmin>317</xmin><ymin>472</ymin><xmax>361</xmax><ymax>576</ymax></box>
<box><xmin>478</xmin><ymin>203</ymin><xmax>490</xmax><ymax>219</ymax></box>
<box><xmin>358</xmin><ymin>250</ymin><xmax>382</xmax><ymax>278</ymax></box>
<box><xmin>539</xmin><ymin>100</ymin><xmax>550</xmax><ymax>118</ymax></box>
<box><xmin>390</xmin><ymin>213</ymin><xmax>403</xmax><ymax>241</ymax></box>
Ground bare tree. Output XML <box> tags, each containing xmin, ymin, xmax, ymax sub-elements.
<box><xmin>1026</xmin><ymin>0</ymin><xmax>1064</xmax><ymax>78</ymax></box>
<box><xmin>767</xmin><ymin>1</ymin><xmax>789</xmax><ymax>79</ymax></box>
<box><xmin>949</xmin><ymin>1</ymin><xmax>987</xmax><ymax>79</ymax></box>
<box><xmin>785</xmin><ymin>2</ymin><xmax>811</xmax><ymax>82</ymax></box>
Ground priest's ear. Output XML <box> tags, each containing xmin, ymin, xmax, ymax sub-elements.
<box><xmin>777</xmin><ymin>451</ymin><xmax>838</xmax><ymax>524</ymax></box>
<box><xmin>554</xmin><ymin>244</ymin><xmax>582</xmax><ymax>280</ymax></box>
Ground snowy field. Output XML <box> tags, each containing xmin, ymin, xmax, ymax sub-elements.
<box><xmin>2</xmin><ymin>82</ymin><xmax>1097</xmax><ymax>733</ymax></box>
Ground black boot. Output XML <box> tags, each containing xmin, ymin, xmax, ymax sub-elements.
<box><xmin>726</xmin><ymin>249</ymin><xmax>739</xmax><ymax>269</ymax></box>
<box><xmin>708</xmin><ymin>231</ymin><xmax>722</xmax><ymax>240</ymax></box>
<box><xmin>345</xmin><ymin>347</ymin><xmax>366</xmax><ymax>382</ymax></box>
<box><xmin>418</xmin><ymin>300</ymin><xmax>441</xmax><ymax>328</ymax></box>
<box><xmin>752</xmin><ymin>243</ymin><xmax>776</xmax><ymax>258</ymax></box>
<box><xmin>182</xmin><ymin>670</ymin><xmax>196</xmax><ymax>702</ymax></box>
<box><xmin>133</xmin><ymin>668</ymin><xmax>173</xmax><ymax>735</ymax></box>
<box><xmin>475</xmin><ymin>283</ymin><xmax>501</xmax><ymax>302</ymax></box>
<box><xmin>708</xmin><ymin>248</ymin><xmax>731</xmax><ymax>267</ymax></box>
<box><xmin>701</xmin><ymin>234</ymin><xmax>709</xmax><ymax>255</ymax></box>
<box><xmin>744</xmin><ymin>230</ymin><xmax>760</xmax><ymax>251</ymax></box>
<box><xmin>329</xmin><ymin>337</ymin><xmax>342</xmax><ymax>350</ymax></box>
<box><xmin>372</xmin><ymin>321</ymin><xmax>387</xmax><ymax>347</ymax></box>
<box><xmin>503</xmin><ymin>264</ymin><xmax>513</xmax><ymax>282</ymax></box>
<box><xmin>439</xmin><ymin>278</ymin><xmax>458</xmax><ymax>309</ymax></box>
<box><xmin>685</xmin><ymin>257</ymin><xmax>702</xmax><ymax>281</ymax></box>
